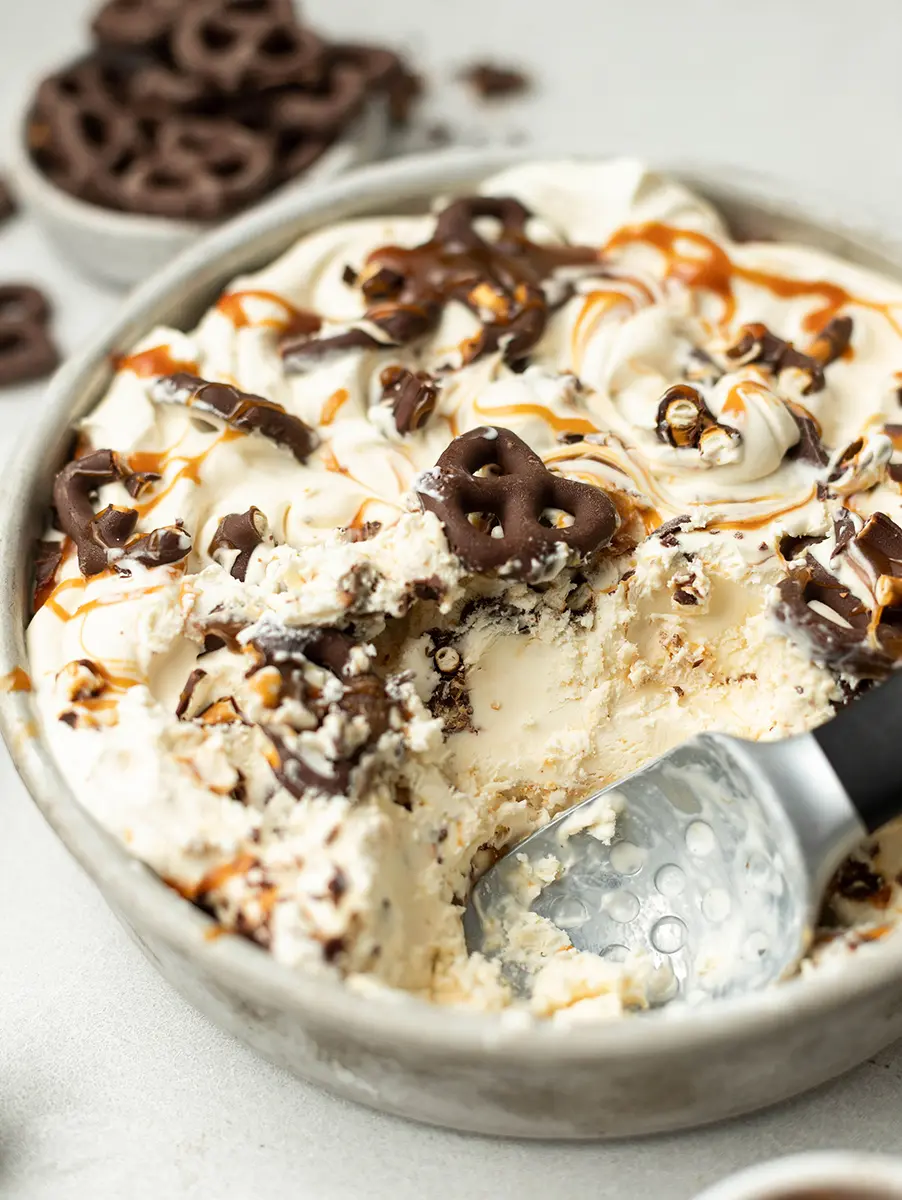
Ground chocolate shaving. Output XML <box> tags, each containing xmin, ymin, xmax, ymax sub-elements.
<box><xmin>281</xmin><ymin>195</ymin><xmax>599</xmax><ymax>372</ymax></box>
<box><xmin>151</xmin><ymin>372</ymin><xmax>318</xmax><ymax>462</ymax></box>
<box><xmin>380</xmin><ymin>364</ymin><xmax>438</xmax><ymax>434</ymax></box>
<box><xmin>416</xmin><ymin>426</ymin><xmax>618</xmax><ymax>581</ymax></box>
<box><xmin>209</xmin><ymin>507</ymin><xmax>267</xmax><ymax>581</ymax></box>
<box><xmin>176</xmin><ymin>668</ymin><xmax>207</xmax><ymax>719</ymax></box>
<box><xmin>654</xmin><ymin>514</ymin><xmax>691</xmax><ymax>548</ymax></box>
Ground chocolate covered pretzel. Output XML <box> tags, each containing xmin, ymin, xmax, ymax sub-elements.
<box><xmin>416</xmin><ymin>426</ymin><xmax>618</xmax><ymax>581</ymax></box>
<box><xmin>0</xmin><ymin>285</ymin><xmax>61</xmax><ymax>387</ymax></box>
<box><xmin>25</xmin><ymin>3</ymin><xmax>422</xmax><ymax>222</ymax></box>
<box><xmin>281</xmin><ymin>195</ymin><xmax>599</xmax><ymax>373</ymax></box>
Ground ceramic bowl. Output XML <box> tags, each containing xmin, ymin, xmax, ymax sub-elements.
<box><xmin>695</xmin><ymin>1152</ymin><xmax>902</xmax><ymax>1199</ymax></box>
<box><xmin>8</xmin><ymin>95</ymin><xmax>387</xmax><ymax>289</ymax></box>
<box><xmin>4</xmin><ymin>148</ymin><xmax>902</xmax><ymax>1139</ymax></box>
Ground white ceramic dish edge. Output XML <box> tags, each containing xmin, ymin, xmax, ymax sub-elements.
<box><xmin>8</xmin><ymin>94</ymin><xmax>387</xmax><ymax>289</ymax></box>
<box><xmin>3</xmin><ymin>148</ymin><xmax>902</xmax><ymax>1138</ymax></box>
<box><xmin>694</xmin><ymin>1152</ymin><xmax>902</xmax><ymax>1199</ymax></box>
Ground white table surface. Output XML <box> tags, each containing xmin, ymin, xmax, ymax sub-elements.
<box><xmin>4</xmin><ymin>2</ymin><xmax>902</xmax><ymax>1196</ymax></box>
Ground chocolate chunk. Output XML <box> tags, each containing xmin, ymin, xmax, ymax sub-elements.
<box><xmin>281</xmin><ymin>194</ymin><xmax>599</xmax><ymax>373</ymax></box>
<box><xmin>380</xmin><ymin>364</ymin><xmax>438</xmax><ymax>434</ymax></box>
<box><xmin>116</xmin><ymin>524</ymin><xmax>191</xmax><ymax>571</ymax></box>
<box><xmin>727</xmin><ymin>322</ymin><xmax>825</xmax><ymax>393</ymax></box>
<box><xmin>459</xmin><ymin>62</ymin><xmax>531</xmax><ymax>100</ymax></box>
<box><xmin>778</xmin><ymin>532</ymin><xmax>825</xmax><ymax>561</ymax></box>
<box><xmin>152</xmin><ymin>372</ymin><xmax>318</xmax><ymax>462</ymax></box>
<box><xmin>209</xmin><ymin>507</ymin><xmax>267</xmax><ymax>581</ymax></box>
<box><xmin>673</xmin><ymin>589</ymin><xmax>698</xmax><ymax>606</ymax></box>
<box><xmin>340</xmin><ymin>672</ymin><xmax>390</xmax><ymax>742</ymax></box>
<box><xmin>786</xmin><ymin>404</ymin><xmax>828</xmax><ymax>466</ymax></box>
<box><xmin>852</xmin><ymin>512</ymin><xmax>902</xmax><ymax>581</ymax></box>
<box><xmin>416</xmin><ymin>426</ymin><xmax>618</xmax><ymax>582</ymax></box>
<box><xmin>832</xmin><ymin>857</ymin><xmax>891</xmax><ymax>906</ymax></box>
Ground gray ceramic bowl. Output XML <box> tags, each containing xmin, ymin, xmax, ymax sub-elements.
<box><xmin>9</xmin><ymin>95</ymin><xmax>386</xmax><ymax>289</ymax></box>
<box><xmin>3</xmin><ymin>149</ymin><xmax>902</xmax><ymax>1140</ymax></box>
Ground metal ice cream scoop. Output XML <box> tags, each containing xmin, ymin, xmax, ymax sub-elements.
<box><xmin>464</xmin><ymin>672</ymin><xmax>902</xmax><ymax>1005</ymax></box>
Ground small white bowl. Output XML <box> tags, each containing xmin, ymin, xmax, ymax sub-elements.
<box><xmin>9</xmin><ymin>96</ymin><xmax>387</xmax><ymax>290</ymax></box>
<box><xmin>695</xmin><ymin>1152</ymin><xmax>902</xmax><ymax>1200</ymax></box>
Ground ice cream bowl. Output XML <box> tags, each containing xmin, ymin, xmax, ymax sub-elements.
<box><xmin>694</xmin><ymin>1152</ymin><xmax>902</xmax><ymax>1200</ymax></box>
<box><xmin>5</xmin><ymin>147</ymin><xmax>902</xmax><ymax>1140</ymax></box>
<box><xmin>9</xmin><ymin>90</ymin><xmax>387</xmax><ymax>290</ymax></box>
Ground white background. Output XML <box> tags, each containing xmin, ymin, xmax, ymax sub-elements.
<box><xmin>3</xmin><ymin>2</ymin><xmax>902</xmax><ymax>1196</ymax></box>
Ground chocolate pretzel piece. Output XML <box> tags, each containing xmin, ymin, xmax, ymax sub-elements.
<box><xmin>151</xmin><ymin>372</ymin><xmax>318</xmax><ymax>462</ymax></box>
<box><xmin>209</xmin><ymin>507</ymin><xmax>267</xmax><ymax>580</ymax></box>
<box><xmin>118</xmin><ymin>117</ymin><xmax>275</xmax><ymax>219</ymax></box>
<box><xmin>52</xmin><ymin>448</ymin><xmax>191</xmax><ymax>577</ymax></box>
<box><xmin>726</xmin><ymin>317</ymin><xmax>853</xmax><ymax>396</ymax></box>
<box><xmin>0</xmin><ymin>285</ymin><xmax>60</xmax><ymax>387</ymax></box>
<box><xmin>281</xmin><ymin>195</ymin><xmax>600</xmax><ymax>373</ymax></box>
<box><xmin>416</xmin><ymin>426</ymin><xmax>618</xmax><ymax>581</ymax></box>
<box><xmin>171</xmin><ymin>0</ymin><xmax>324</xmax><ymax>93</ymax></box>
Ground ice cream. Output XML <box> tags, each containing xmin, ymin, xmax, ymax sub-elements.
<box><xmin>25</xmin><ymin>160</ymin><xmax>902</xmax><ymax>1020</ymax></box>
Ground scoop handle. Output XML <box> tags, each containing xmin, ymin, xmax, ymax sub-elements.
<box><xmin>813</xmin><ymin>670</ymin><xmax>902</xmax><ymax>833</ymax></box>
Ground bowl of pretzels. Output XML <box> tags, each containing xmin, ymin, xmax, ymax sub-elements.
<box><xmin>10</xmin><ymin>0</ymin><xmax>413</xmax><ymax>288</ymax></box>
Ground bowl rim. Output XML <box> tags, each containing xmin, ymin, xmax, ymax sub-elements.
<box><xmin>693</xmin><ymin>1151</ymin><xmax>902</xmax><ymax>1200</ymax></box>
<box><xmin>5</xmin><ymin>145</ymin><xmax>902</xmax><ymax>1064</ymax></box>
<box><xmin>9</xmin><ymin>87</ymin><xmax>387</xmax><ymax>241</ymax></box>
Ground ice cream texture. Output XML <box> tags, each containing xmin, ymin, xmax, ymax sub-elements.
<box><xmin>25</xmin><ymin>160</ymin><xmax>902</xmax><ymax>1020</ymax></box>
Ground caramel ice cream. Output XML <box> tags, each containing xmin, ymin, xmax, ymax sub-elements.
<box><xmin>25</xmin><ymin>161</ymin><xmax>902</xmax><ymax>1020</ymax></box>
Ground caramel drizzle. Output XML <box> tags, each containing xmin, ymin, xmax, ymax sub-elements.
<box><xmin>319</xmin><ymin>388</ymin><xmax>350</xmax><ymax>425</ymax></box>
<box><xmin>114</xmin><ymin>345</ymin><xmax>199</xmax><ymax>377</ymax></box>
<box><xmin>217</xmin><ymin>290</ymin><xmax>321</xmax><ymax>339</ymax></box>
<box><xmin>130</xmin><ymin>428</ymin><xmax>241</xmax><ymax>518</ymax></box>
<box><xmin>472</xmin><ymin>395</ymin><xmax>599</xmax><ymax>437</ymax></box>
<box><xmin>546</xmin><ymin>442</ymin><xmax>816</xmax><ymax>532</ymax></box>
<box><xmin>1</xmin><ymin>666</ymin><xmax>32</xmax><ymax>693</ymax></box>
<box><xmin>604</xmin><ymin>221</ymin><xmax>902</xmax><ymax>336</ymax></box>
<box><xmin>168</xmin><ymin>852</ymin><xmax>258</xmax><ymax>901</ymax></box>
